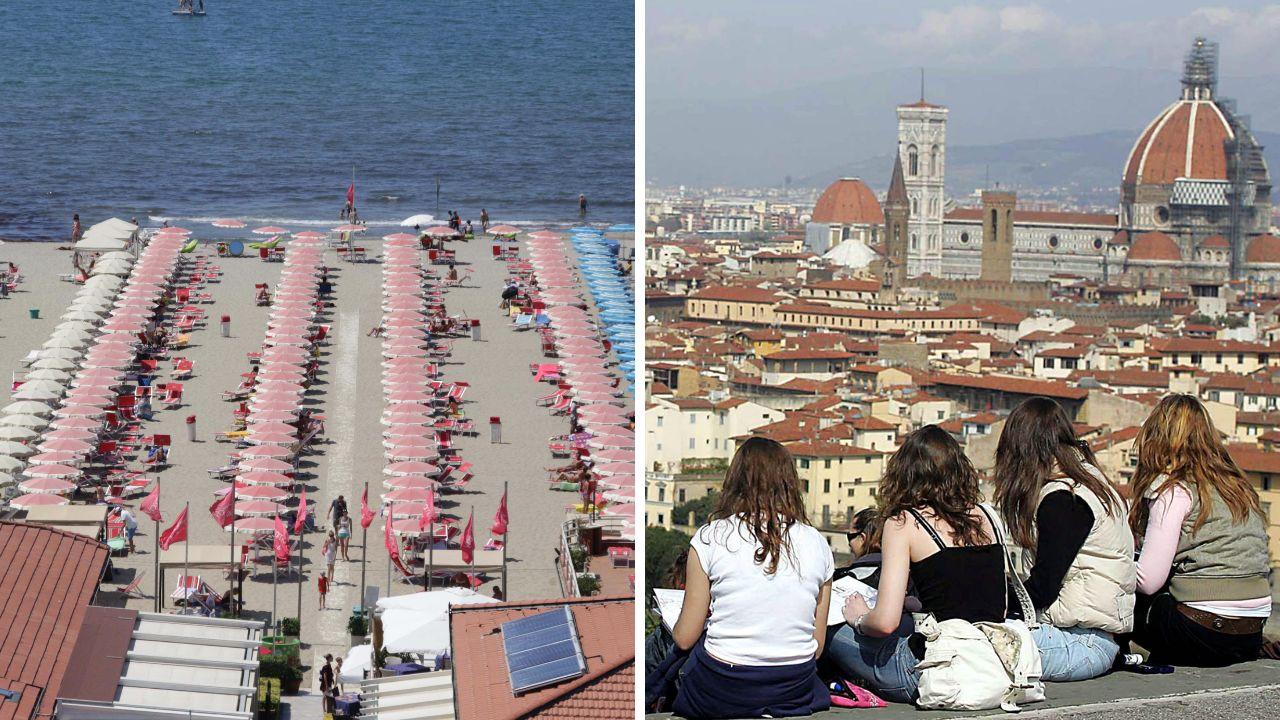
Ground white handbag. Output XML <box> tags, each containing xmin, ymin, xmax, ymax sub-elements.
<box><xmin>913</xmin><ymin>504</ymin><xmax>1046</xmax><ymax>713</ymax></box>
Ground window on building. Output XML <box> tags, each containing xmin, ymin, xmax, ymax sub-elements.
<box><xmin>656</xmin><ymin>416</ymin><xmax>663</xmax><ymax>427</ymax></box>
<box><xmin>799</xmin><ymin>459</ymin><xmax>810</xmax><ymax>469</ymax></box>
<box><xmin>1044</xmin><ymin>357</ymin><xmax>1056</xmax><ymax>368</ymax></box>
<box><xmin>823</xmin><ymin>479</ymin><xmax>830</xmax><ymax>493</ymax></box>
<box><xmin>689</xmin><ymin>414</ymin><xmax>696</xmax><ymax>424</ymax></box>
<box><xmin>930</xmin><ymin>145</ymin><xmax>940</xmax><ymax>175</ymax></box>
<box><xmin>688</xmin><ymin>438</ymin><xmax>695</xmax><ymax>450</ymax></box>
<box><xmin>908</xmin><ymin>145</ymin><xmax>919</xmax><ymax>176</ymax></box>
<box><xmin>658</xmin><ymin>488</ymin><xmax>665</xmax><ymax>502</ymax></box>
<box><xmin>824</xmin><ymin>459</ymin><xmax>832</xmax><ymax>469</ymax></box>
<box><xmin>657</xmin><ymin>513</ymin><xmax>665</xmax><ymax>525</ymax></box>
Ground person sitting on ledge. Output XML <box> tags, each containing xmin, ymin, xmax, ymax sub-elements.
<box><xmin>648</xmin><ymin>437</ymin><xmax>833</xmax><ymax>718</ymax></box>
<box><xmin>823</xmin><ymin>426</ymin><xmax>1006</xmax><ymax>705</ymax></box>
<box><xmin>992</xmin><ymin>397</ymin><xmax>1136</xmax><ymax>682</ymax></box>
<box><xmin>1127</xmin><ymin>394</ymin><xmax>1272</xmax><ymax>667</ymax></box>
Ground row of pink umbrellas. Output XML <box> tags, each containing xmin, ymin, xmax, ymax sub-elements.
<box><xmin>377</xmin><ymin>235</ymin><xmax>444</xmax><ymax>533</ymax></box>
<box><xmin>219</xmin><ymin>234</ymin><xmax>331</xmax><ymax>530</ymax></box>
<box><xmin>523</xmin><ymin>236</ymin><xmax>635</xmax><ymax>513</ymax></box>
<box><xmin>11</xmin><ymin>233</ymin><xmax>190</xmax><ymax>508</ymax></box>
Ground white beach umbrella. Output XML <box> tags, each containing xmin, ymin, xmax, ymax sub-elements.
<box><xmin>55</xmin><ymin>320</ymin><xmax>97</xmax><ymax>333</ymax></box>
<box><xmin>0</xmin><ymin>456</ymin><xmax>24</xmax><ymax>472</ymax></box>
<box><xmin>0</xmin><ymin>415</ymin><xmax>50</xmax><ymax>429</ymax></box>
<box><xmin>91</xmin><ymin>261</ymin><xmax>133</xmax><ymax>277</ymax></box>
<box><xmin>61</xmin><ymin>309</ymin><xmax>105</xmax><ymax>322</ymax></box>
<box><xmin>31</xmin><ymin>358</ymin><xmax>77</xmax><ymax>372</ymax></box>
<box><xmin>3</xmin><ymin>401</ymin><xmax>54</xmax><ymax>416</ymax></box>
<box><xmin>0</xmin><ymin>472</ymin><xmax>14</xmax><ymax>487</ymax></box>
<box><xmin>39</xmin><ymin>348</ymin><xmax>82</xmax><ymax>360</ymax></box>
<box><xmin>11</xmin><ymin>386</ymin><xmax>63</xmax><ymax>402</ymax></box>
<box><xmin>0</xmin><ymin>442</ymin><xmax>34</xmax><ymax>459</ymax></box>
<box><xmin>24</xmin><ymin>368</ymin><xmax>72</xmax><ymax>383</ymax></box>
<box><xmin>0</xmin><ymin>426</ymin><xmax>38</xmax><ymax>441</ymax></box>
<box><xmin>43</xmin><ymin>336</ymin><xmax>89</xmax><ymax>350</ymax></box>
<box><xmin>83</xmin><ymin>275</ymin><xmax>124</xmax><ymax>289</ymax></box>
<box><xmin>99</xmin><ymin>251</ymin><xmax>133</xmax><ymax>262</ymax></box>
<box><xmin>400</xmin><ymin>214</ymin><xmax>435</xmax><ymax>227</ymax></box>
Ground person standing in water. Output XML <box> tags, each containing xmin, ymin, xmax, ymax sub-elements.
<box><xmin>480</xmin><ymin>208</ymin><xmax>490</xmax><ymax>231</ymax></box>
<box><xmin>578</xmin><ymin>194</ymin><xmax>588</xmax><ymax>217</ymax></box>
<box><xmin>71</xmin><ymin>214</ymin><xmax>82</xmax><ymax>241</ymax></box>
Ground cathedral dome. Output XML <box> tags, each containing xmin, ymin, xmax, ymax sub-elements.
<box><xmin>1122</xmin><ymin>100</ymin><xmax>1234</xmax><ymax>187</ymax></box>
<box><xmin>812</xmin><ymin>178</ymin><xmax>883</xmax><ymax>225</ymax></box>
<box><xmin>1246</xmin><ymin>234</ymin><xmax>1280</xmax><ymax>264</ymax></box>
<box><xmin>1128</xmin><ymin>231</ymin><xmax>1182</xmax><ymax>262</ymax></box>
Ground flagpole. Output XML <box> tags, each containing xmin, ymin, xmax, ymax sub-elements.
<box><xmin>272</xmin><ymin>530</ymin><xmax>278</xmax><ymax>631</ymax></box>
<box><xmin>182</xmin><ymin>502</ymin><xmax>190</xmax><ymax>611</ymax></box>
<box><xmin>154</xmin><ymin>518</ymin><xmax>160</xmax><ymax>613</ymax></box>
<box><xmin>502</xmin><ymin>482</ymin><xmax>508</xmax><ymax>600</ymax></box>
<box><xmin>229</xmin><ymin>482</ymin><xmax>237</xmax><ymax>618</ymax></box>
<box><xmin>359</xmin><ymin>481</ymin><xmax>368</xmax><ymax>608</ymax></box>
<box><xmin>469</xmin><ymin>505</ymin><xmax>475</xmax><ymax>579</ymax></box>
<box><xmin>427</xmin><ymin>520</ymin><xmax>435</xmax><ymax>590</ymax></box>
<box><xmin>296</xmin><ymin>516</ymin><xmax>305</xmax><ymax>635</ymax></box>
<box><xmin>386</xmin><ymin>501</ymin><xmax>394</xmax><ymax>598</ymax></box>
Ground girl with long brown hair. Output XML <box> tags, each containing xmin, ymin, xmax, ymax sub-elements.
<box><xmin>1129</xmin><ymin>394</ymin><xmax>1271</xmax><ymax>666</ymax></box>
<box><xmin>824</xmin><ymin>425</ymin><xmax>1005</xmax><ymax>704</ymax></box>
<box><xmin>655</xmin><ymin>437</ymin><xmax>834</xmax><ymax>718</ymax></box>
<box><xmin>992</xmin><ymin>397</ymin><xmax>1135</xmax><ymax>682</ymax></box>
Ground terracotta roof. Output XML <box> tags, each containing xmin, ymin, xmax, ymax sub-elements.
<box><xmin>1149</xmin><ymin>338</ymin><xmax>1272</xmax><ymax>353</ymax></box>
<box><xmin>1127</xmin><ymin>231</ymin><xmax>1182</xmax><ymax>262</ymax></box>
<box><xmin>1246</xmin><ymin>234</ymin><xmax>1280</xmax><ymax>264</ymax></box>
<box><xmin>804</xmin><ymin>278</ymin><xmax>882</xmax><ymax>293</ymax></box>
<box><xmin>450</xmin><ymin>597</ymin><xmax>634</xmax><ymax>720</ymax></box>
<box><xmin>1201</xmin><ymin>235</ymin><xmax>1230</xmax><ymax>249</ymax></box>
<box><xmin>787</xmin><ymin>441</ymin><xmax>884</xmax><ymax>458</ymax></box>
<box><xmin>811</xmin><ymin>178</ymin><xmax>884</xmax><ymax>225</ymax></box>
<box><xmin>944</xmin><ymin>208</ymin><xmax>1118</xmax><ymax>228</ymax></box>
<box><xmin>899</xmin><ymin>99</ymin><xmax>946</xmax><ymax>110</ymax></box>
<box><xmin>1227</xmin><ymin>444</ymin><xmax>1280</xmax><ymax>475</ymax></box>
<box><xmin>763</xmin><ymin>349</ymin><xmax>855</xmax><ymax>361</ymax></box>
<box><xmin>1123</xmin><ymin>100</ymin><xmax>1233</xmax><ymax>186</ymax></box>
<box><xmin>928</xmin><ymin>373</ymin><xmax>1089</xmax><ymax>401</ymax></box>
<box><xmin>0</xmin><ymin>521</ymin><xmax>110</xmax><ymax>720</ymax></box>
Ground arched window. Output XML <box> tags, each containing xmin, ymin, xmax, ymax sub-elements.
<box><xmin>911</xmin><ymin>197</ymin><xmax>918</xmax><ymax>215</ymax></box>
<box><xmin>908</xmin><ymin>145</ymin><xmax>919</xmax><ymax>176</ymax></box>
<box><xmin>911</xmin><ymin>233</ymin><xmax>919</xmax><ymax>251</ymax></box>
<box><xmin>930</xmin><ymin>145</ymin><xmax>940</xmax><ymax>175</ymax></box>
<box><xmin>990</xmin><ymin>208</ymin><xmax>999</xmax><ymax>242</ymax></box>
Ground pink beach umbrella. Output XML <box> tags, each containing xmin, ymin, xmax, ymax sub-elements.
<box><xmin>588</xmin><ymin>449</ymin><xmax>632</xmax><ymax>463</ymax></box>
<box><xmin>237</xmin><ymin>470</ymin><xmax>295</xmax><ymax>487</ymax></box>
<box><xmin>383</xmin><ymin>233</ymin><xmax>418</xmax><ymax>242</ymax></box>
<box><xmin>19</xmin><ymin>477</ymin><xmax>77</xmax><ymax>494</ymax></box>
<box><xmin>246</xmin><ymin>431</ymin><xmax>297</xmax><ymax>445</ymax></box>
<box><xmin>225</xmin><ymin>516</ymin><xmax>276</xmax><ymax>533</ymax></box>
<box><xmin>382</xmin><ymin>501</ymin><xmax>428</xmax><ymax>518</ymax></box>
<box><xmin>239</xmin><ymin>444</ymin><xmax>293</xmax><ymax>460</ymax></box>
<box><xmin>221</xmin><ymin>485</ymin><xmax>290</xmax><ymax>501</ymax></box>
<box><xmin>383</xmin><ymin>474</ymin><xmax>438</xmax><ymax>491</ymax></box>
<box><xmin>293</xmin><ymin>231</ymin><xmax>327</xmax><ymax>240</ymax></box>
<box><xmin>331</xmin><ymin>224</ymin><xmax>365</xmax><ymax>233</ymax></box>
<box><xmin>52</xmin><ymin>417</ymin><xmax>102</xmax><ymax>430</ymax></box>
<box><xmin>42</xmin><ymin>430</ymin><xmax>96</xmax><ymax>443</ymax></box>
<box><xmin>55</xmin><ymin>405</ymin><xmax>107</xmax><ymax>419</ymax></box>
<box><xmin>10</xmin><ymin>493</ymin><xmax>70</xmax><ymax>508</ymax></box>
<box><xmin>384</xmin><ymin>461</ymin><xmax>437</xmax><ymax>477</ymax></box>
<box><xmin>212</xmin><ymin>219</ymin><xmax>247</xmax><ymax>229</ymax></box>
<box><xmin>422</xmin><ymin>226</ymin><xmax>457</xmax><ymax>237</ymax></box>
<box><xmin>592</xmin><ymin>462</ymin><xmax>636</xmax><ymax>477</ymax></box>
<box><xmin>28</xmin><ymin>451</ymin><xmax>82</xmax><ymax>465</ymax></box>
<box><xmin>383</xmin><ymin>488</ymin><xmax>433</xmax><ymax>504</ymax></box>
<box><xmin>386</xmin><ymin>446</ymin><xmax>438</xmax><ymax>462</ymax></box>
<box><xmin>238</xmin><ymin>458</ymin><xmax>294</xmax><ymax>473</ymax></box>
<box><xmin>236</xmin><ymin>500</ymin><xmax>286</xmax><ymax>517</ymax></box>
<box><xmin>253</xmin><ymin>226</ymin><xmax>289</xmax><ymax>235</ymax></box>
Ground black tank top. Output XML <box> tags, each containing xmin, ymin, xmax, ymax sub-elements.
<box><xmin>906</xmin><ymin>508</ymin><xmax>1007</xmax><ymax>624</ymax></box>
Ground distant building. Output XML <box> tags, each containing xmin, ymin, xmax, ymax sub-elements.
<box><xmin>803</xmin><ymin>177</ymin><xmax>883</xmax><ymax>258</ymax></box>
<box><xmin>898</xmin><ymin>98</ymin><xmax>948</xmax><ymax>276</ymax></box>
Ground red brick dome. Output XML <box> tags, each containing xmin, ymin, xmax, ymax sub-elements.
<box><xmin>1246</xmin><ymin>234</ymin><xmax>1280</xmax><ymax>264</ymax></box>
<box><xmin>1127</xmin><ymin>231</ymin><xmax>1182</xmax><ymax>262</ymax></box>
<box><xmin>812</xmin><ymin>178</ymin><xmax>883</xmax><ymax>225</ymax></box>
<box><xmin>1123</xmin><ymin>100</ymin><xmax>1234</xmax><ymax>187</ymax></box>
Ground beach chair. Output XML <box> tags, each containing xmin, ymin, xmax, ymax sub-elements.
<box><xmin>116</xmin><ymin>570</ymin><xmax>148</xmax><ymax>599</ymax></box>
<box><xmin>549</xmin><ymin>395</ymin><xmax>573</xmax><ymax>415</ymax></box>
<box><xmin>171</xmin><ymin>575</ymin><xmax>203</xmax><ymax>603</ymax></box>
<box><xmin>106</xmin><ymin>517</ymin><xmax>128</xmax><ymax>556</ymax></box>
<box><xmin>172</xmin><ymin>358</ymin><xmax>194</xmax><ymax>379</ymax></box>
<box><xmin>537</xmin><ymin>389</ymin><xmax>569</xmax><ymax>408</ymax></box>
<box><xmin>513</xmin><ymin>314</ymin><xmax>535</xmax><ymax>331</ymax></box>
<box><xmin>161</xmin><ymin>383</ymin><xmax>183</xmax><ymax>407</ymax></box>
<box><xmin>483</xmin><ymin>537</ymin><xmax>504</xmax><ymax>551</ymax></box>
<box><xmin>208</xmin><ymin>463</ymin><xmax>238</xmax><ymax>480</ymax></box>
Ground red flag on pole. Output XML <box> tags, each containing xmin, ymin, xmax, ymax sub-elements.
<box><xmin>384</xmin><ymin>504</ymin><xmax>399</xmax><ymax>561</ymax></box>
<box><xmin>273</xmin><ymin>514</ymin><xmax>290</xmax><ymax>563</ymax></box>
<box><xmin>139</xmin><ymin>483</ymin><xmax>162</xmax><ymax>523</ymax></box>
<box><xmin>460</xmin><ymin>510</ymin><xmax>475</xmax><ymax>564</ymax></box>
<box><xmin>346</xmin><ymin>183</ymin><xmax>355</xmax><ymax>205</ymax></box>
<box><xmin>491</xmin><ymin>490</ymin><xmax>508</xmax><ymax>536</ymax></box>
<box><xmin>293</xmin><ymin>485</ymin><xmax>308</xmax><ymax>534</ymax></box>
<box><xmin>418</xmin><ymin>488</ymin><xmax>436</xmax><ymax>532</ymax></box>
<box><xmin>159</xmin><ymin>506</ymin><xmax>188</xmax><ymax>551</ymax></box>
<box><xmin>209</xmin><ymin>489</ymin><xmax>235</xmax><ymax>529</ymax></box>
<box><xmin>360</xmin><ymin>485</ymin><xmax>375</xmax><ymax>529</ymax></box>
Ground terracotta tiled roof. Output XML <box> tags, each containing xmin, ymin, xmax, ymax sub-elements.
<box><xmin>1227</xmin><ymin>444</ymin><xmax>1280</xmax><ymax>475</ymax></box>
<box><xmin>928</xmin><ymin>372</ymin><xmax>1089</xmax><ymax>401</ymax></box>
<box><xmin>0</xmin><ymin>521</ymin><xmax>110</xmax><ymax>720</ymax></box>
<box><xmin>1124</xmin><ymin>100</ymin><xmax>1233</xmax><ymax>186</ymax></box>
<box><xmin>811</xmin><ymin>179</ymin><xmax>884</xmax><ymax>225</ymax></box>
<box><xmin>1201</xmin><ymin>235</ymin><xmax>1230</xmax><ymax>249</ymax></box>
<box><xmin>787</xmin><ymin>441</ymin><xmax>884</xmax><ymax>458</ymax></box>
<box><xmin>687</xmin><ymin>286</ymin><xmax>781</xmax><ymax>304</ymax></box>
<box><xmin>449</xmin><ymin>597</ymin><xmax>634</xmax><ymax>720</ymax></box>
<box><xmin>804</xmin><ymin>278</ymin><xmax>882</xmax><ymax>293</ymax></box>
<box><xmin>1127</xmin><ymin>231</ymin><xmax>1182</xmax><ymax>262</ymax></box>
<box><xmin>1246</xmin><ymin>234</ymin><xmax>1280</xmax><ymax>264</ymax></box>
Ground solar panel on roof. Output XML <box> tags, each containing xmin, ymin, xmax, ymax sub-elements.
<box><xmin>501</xmin><ymin>606</ymin><xmax>586</xmax><ymax>695</ymax></box>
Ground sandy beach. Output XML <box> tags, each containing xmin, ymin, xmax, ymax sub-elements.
<box><xmin>0</xmin><ymin>227</ymin><xmax>634</xmax><ymax>682</ymax></box>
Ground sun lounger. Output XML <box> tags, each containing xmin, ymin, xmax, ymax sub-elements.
<box><xmin>116</xmin><ymin>570</ymin><xmax>148</xmax><ymax>599</ymax></box>
<box><xmin>172</xmin><ymin>358</ymin><xmax>194</xmax><ymax>379</ymax></box>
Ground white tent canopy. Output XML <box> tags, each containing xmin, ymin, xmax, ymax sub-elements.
<box><xmin>376</xmin><ymin>588</ymin><xmax>491</xmax><ymax>655</ymax></box>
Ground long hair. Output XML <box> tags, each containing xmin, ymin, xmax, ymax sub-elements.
<box><xmin>1129</xmin><ymin>394</ymin><xmax>1262</xmax><ymax>534</ymax></box>
<box><xmin>708</xmin><ymin>437</ymin><xmax>809</xmax><ymax>574</ymax></box>
<box><xmin>879</xmin><ymin>425</ymin><xmax>989</xmax><ymax>547</ymax></box>
<box><xmin>993</xmin><ymin>397</ymin><xmax>1122</xmax><ymax>548</ymax></box>
<box><xmin>849</xmin><ymin>507</ymin><xmax>882</xmax><ymax>554</ymax></box>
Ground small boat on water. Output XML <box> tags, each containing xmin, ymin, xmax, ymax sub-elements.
<box><xmin>173</xmin><ymin>0</ymin><xmax>206</xmax><ymax>16</ymax></box>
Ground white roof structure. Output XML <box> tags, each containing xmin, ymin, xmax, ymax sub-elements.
<box><xmin>377</xmin><ymin>588</ymin><xmax>491</xmax><ymax>655</ymax></box>
<box><xmin>55</xmin><ymin>613</ymin><xmax>263</xmax><ymax>720</ymax></box>
<box><xmin>821</xmin><ymin>239</ymin><xmax>878</xmax><ymax>270</ymax></box>
<box><xmin>75</xmin><ymin>218</ymin><xmax>138</xmax><ymax>252</ymax></box>
<box><xmin>356</xmin><ymin>670</ymin><xmax>454</xmax><ymax>720</ymax></box>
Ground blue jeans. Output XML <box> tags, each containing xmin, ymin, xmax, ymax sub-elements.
<box><xmin>824</xmin><ymin>625</ymin><xmax>920</xmax><ymax>704</ymax></box>
<box><xmin>1031</xmin><ymin>624</ymin><xmax>1118</xmax><ymax>682</ymax></box>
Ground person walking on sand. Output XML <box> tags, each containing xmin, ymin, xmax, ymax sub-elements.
<box><xmin>334</xmin><ymin>656</ymin><xmax>345</xmax><ymax>694</ymax></box>
<box><xmin>318</xmin><ymin>654</ymin><xmax>335</xmax><ymax>713</ymax></box>
<box><xmin>318</xmin><ymin>572</ymin><xmax>330</xmax><ymax>610</ymax></box>
<box><xmin>118</xmin><ymin>507</ymin><xmax>138</xmax><ymax>553</ymax></box>
<box><xmin>480</xmin><ymin>208</ymin><xmax>489</xmax><ymax>231</ymax></box>
<box><xmin>324</xmin><ymin>531</ymin><xmax>337</xmax><ymax>579</ymax></box>
<box><xmin>578</xmin><ymin>194</ymin><xmax>588</xmax><ymax>217</ymax></box>
<box><xmin>71</xmin><ymin>214</ymin><xmax>82</xmax><ymax>242</ymax></box>
<box><xmin>337</xmin><ymin>513</ymin><xmax>352</xmax><ymax>561</ymax></box>
<box><xmin>328</xmin><ymin>494</ymin><xmax>347</xmax><ymax>530</ymax></box>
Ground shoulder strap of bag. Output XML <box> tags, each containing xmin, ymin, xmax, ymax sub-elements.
<box><xmin>906</xmin><ymin>508</ymin><xmax>948</xmax><ymax>550</ymax></box>
<box><xmin>977</xmin><ymin>503</ymin><xmax>1037</xmax><ymax>626</ymax></box>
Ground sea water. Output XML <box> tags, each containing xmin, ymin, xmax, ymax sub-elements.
<box><xmin>0</xmin><ymin>0</ymin><xmax>634</xmax><ymax>240</ymax></box>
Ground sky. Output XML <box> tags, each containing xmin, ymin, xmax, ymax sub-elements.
<box><xmin>647</xmin><ymin>1</ymin><xmax>1280</xmax><ymax>186</ymax></box>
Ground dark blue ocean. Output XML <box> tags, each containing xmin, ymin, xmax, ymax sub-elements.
<box><xmin>0</xmin><ymin>0</ymin><xmax>634</xmax><ymax>240</ymax></box>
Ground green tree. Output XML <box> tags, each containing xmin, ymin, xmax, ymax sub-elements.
<box><xmin>672</xmin><ymin>491</ymin><xmax>718</xmax><ymax>528</ymax></box>
<box><xmin>646</xmin><ymin>526</ymin><xmax>691</xmax><ymax>590</ymax></box>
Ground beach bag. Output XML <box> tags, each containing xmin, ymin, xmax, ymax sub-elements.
<box><xmin>913</xmin><ymin>504</ymin><xmax>1045</xmax><ymax>713</ymax></box>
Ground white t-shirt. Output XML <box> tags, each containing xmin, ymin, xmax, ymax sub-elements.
<box><xmin>690</xmin><ymin>515</ymin><xmax>834</xmax><ymax>666</ymax></box>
